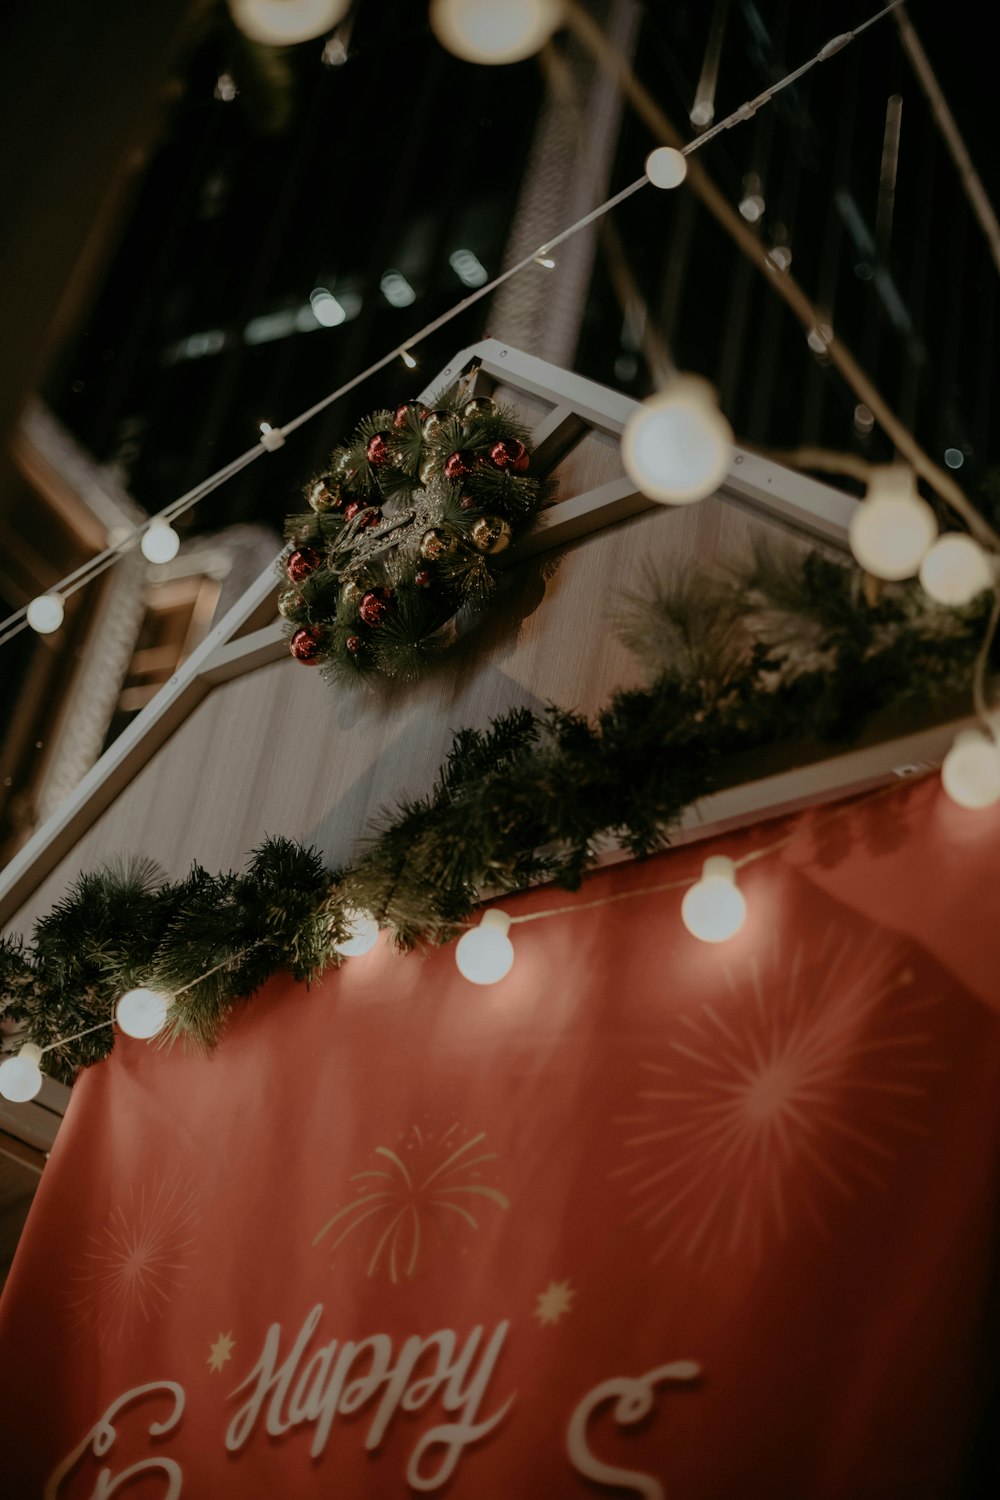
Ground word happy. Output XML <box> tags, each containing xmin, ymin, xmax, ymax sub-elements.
<box><xmin>226</xmin><ymin>1303</ymin><xmax>513</xmax><ymax>1488</ymax></box>
<box><xmin>46</xmin><ymin>1304</ymin><xmax>699</xmax><ymax>1498</ymax></box>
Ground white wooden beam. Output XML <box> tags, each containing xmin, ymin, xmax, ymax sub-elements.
<box><xmin>0</xmin><ymin>341</ymin><xmax>867</xmax><ymax>929</ymax></box>
<box><xmin>0</xmin><ymin>568</ymin><xmax>280</xmax><ymax>925</ymax></box>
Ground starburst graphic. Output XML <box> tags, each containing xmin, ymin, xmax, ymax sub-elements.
<box><xmin>613</xmin><ymin>925</ymin><xmax>944</xmax><ymax>1265</ymax></box>
<box><xmin>313</xmin><ymin>1122</ymin><xmax>510</xmax><ymax>1283</ymax></box>
<box><xmin>208</xmin><ymin>1332</ymin><xmax>236</xmax><ymax>1372</ymax></box>
<box><xmin>535</xmin><ymin>1280</ymin><xmax>575</xmax><ymax>1326</ymax></box>
<box><xmin>67</xmin><ymin>1172</ymin><xmax>200</xmax><ymax>1342</ymax></box>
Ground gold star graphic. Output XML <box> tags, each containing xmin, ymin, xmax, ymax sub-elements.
<box><xmin>207</xmin><ymin>1331</ymin><xmax>235</xmax><ymax>1372</ymax></box>
<box><xmin>534</xmin><ymin>1280</ymin><xmax>575</xmax><ymax>1327</ymax></box>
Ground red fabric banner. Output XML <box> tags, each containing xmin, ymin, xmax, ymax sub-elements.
<box><xmin>2</xmin><ymin>778</ymin><xmax>999</xmax><ymax>1498</ymax></box>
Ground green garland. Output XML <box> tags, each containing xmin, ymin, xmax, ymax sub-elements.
<box><xmin>1</xmin><ymin>544</ymin><xmax>991</xmax><ymax>1080</ymax></box>
<box><xmin>279</xmin><ymin>371</ymin><xmax>556</xmax><ymax>683</ymax></box>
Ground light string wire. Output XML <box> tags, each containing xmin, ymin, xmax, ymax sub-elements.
<box><xmin>563</xmin><ymin>0</ymin><xmax>1000</xmax><ymax>552</ymax></box>
<box><xmin>506</xmin><ymin>772</ymin><xmax>916</xmax><ymax>925</ymax></box>
<box><xmin>0</xmin><ymin>939</ymin><xmax>272</xmax><ymax>1060</ymax></box>
<box><xmin>0</xmin><ymin>771</ymin><xmax>928</xmax><ymax>1071</ymax></box>
<box><xmin>0</xmin><ymin>0</ymin><xmax>918</xmax><ymax>649</ymax></box>
<box><xmin>0</xmin><ymin>446</ymin><xmax>264</xmax><ymax>649</ymax></box>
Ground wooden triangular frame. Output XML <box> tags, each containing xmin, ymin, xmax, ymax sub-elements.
<box><xmin>0</xmin><ymin>339</ymin><xmax>973</xmax><ymax>935</ymax></box>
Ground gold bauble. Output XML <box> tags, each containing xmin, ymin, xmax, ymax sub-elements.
<box><xmin>419</xmin><ymin>454</ymin><xmax>437</xmax><ymax>486</ymax></box>
<box><xmin>307</xmin><ymin>477</ymin><xmax>339</xmax><ymax>513</ymax></box>
<box><xmin>278</xmin><ymin>589</ymin><xmax>304</xmax><ymax>619</ymax></box>
<box><xmin>339</xmin><ymin>577</ymin><xmax>365</xmax><ymax>611</ymax></box>
<box><xmin>463</xmin><ymin>396</ymin><xmax>496</xmax><ymax>419</ymax></box>
<box><xmin>470</xmin><ymin>515</ymin><xmax>512</xmax><ymax>555</ymax></box>
<box><xmin>421</xmin><ymin>408</ymin><xmax>450</xmax><ymax>435</ymax></box>
<box><xmin>419</xmin><ymin>527</ymin><xmax>459</xmax><ymax>561</ymax></box>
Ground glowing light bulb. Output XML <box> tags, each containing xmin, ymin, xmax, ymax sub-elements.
<box><xmin>336</xmin><ymin>909</ymin><xmax>379</xmax><ymax>957</ymax></box>
<box><xmin>645</xmin><ymin>147</ymin><xmax>688</xmax><ymax>190</ymax></box>
<box><xmin>621</xmin><ymin>376</ymin><xmax>733</xmax><ymax>504</ymax></box>
<box><xmin>941</xmin><ymin>729</ymin><xmax>1000</xmax><ymax>809</ymax></box>
<box><xmin>116</xmin><ymin>988</ymin><xmax>172</xmax><ymax>1039</ymax></box>
<box><xmin>229</xmin><ymin>0</ymin><xmax>350</xmax><ymax>46</ymax></box>
<box><xmin>455</xmin><ymin>909</ymin><xmax>514</xmax><ymax>985</ymax></box>
<box><xmin>26</xmin><ymin>593</ymin><xmax>64</xmax><ymax>634</ymax></box>
<box><xmin>429</xmin><ymin>0</ymin><xmax>561</xmax><ymax>64</ymax></box>
<box><xmin>849</xmin><ymin>466</ymin><xmax>937</xmax><ymax>581</ymax></box>
<box><xmin>400</xmin><ymin>348</ymin><xmax>417</xmax><ymax>369</ymax></box>
<box><xmin>140</xmin><ymin>520</ymin><xmax>180</xmax><ymax>564</ymax></box>
<box><xmin>0</xmin><ymin>1043</ymin><xmax>44</xmax><ymax>1103</ymax></box>
<box><xmin>681</xmin><ymin>856</ymin><xmax>746</xmax><ymax>943</ymax></box>
<box><xmin>918</xmin><ymin>534</ymin><xmax>993</xmax><ymax>606</ymax></box>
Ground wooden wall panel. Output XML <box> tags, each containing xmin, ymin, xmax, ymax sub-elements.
<box><xmin>7</xmin><ymin>494</ymin><xmax>811</xmax><ymax>935</ymax></box>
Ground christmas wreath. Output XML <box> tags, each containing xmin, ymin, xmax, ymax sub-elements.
<box><xmin>278</xmin><ymin>375</ymin><xmax>555</xmax><ymax>683</ymax></box>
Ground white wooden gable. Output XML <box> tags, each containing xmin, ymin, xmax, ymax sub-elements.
<box><xmin>1</xmin><ymin>338</ymin><xmax>971</xmax><ymax>945</ymax></box>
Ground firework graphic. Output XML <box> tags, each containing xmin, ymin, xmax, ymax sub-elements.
<box><xmin>313</xmin><ymin>1122</ymin><xmax>510</xmax><ymax>1283</ymax></box>
<box><xmin>613</xmin><ymin>924</ymin><xmax>944</xmax><ymax>1264</ymax></box>
<box><xmin>67</xmin><ymin>1172</ymin><xmax>200</xmax><ymax>1342</ymax></box>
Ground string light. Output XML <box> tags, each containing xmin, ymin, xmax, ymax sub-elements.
<box><xmin>848</xmin><ymin>465</ymin><xmax>937</xmax><ymax>580</ymax></box>
<box><xmin>455</xmin><ymin>909</ymin><xmax>514</xmax><ymax>984</ymax></box>
<box><xmin>400</xmin><ymin>348</ymin><xmax>418</xmax><ymax>369</ymax></box>
<box><xmin>680</xmin><ymin>856</ymin><xmax>747</xmax><ymax>943</ymax></box>
<box><xmin>645</xmin><ymin>146</ymin><xmax>688</xmax><ymax>189</ymax></box>
<box><xmin>115</xmin><ymin>988</ymin><xmax>172</xmax><ymax>1040</ymax></box>
<box><xmin>621</xmin><ymin>376</ymin><xmax>733</xmax><ymax>504</ymax></box>
<box><xmin>26</xmin><ymin>593</ymin><xmax>64</xmax><ymax>635</ymax></box>
<box><xmin>140</xmin><ymin>520</ymin><xmax>181</xmax><ymax>565</ymax></box>
<box><xmin>335</xmin><ymin>909</ymin><xmax>380</xmax><ymax>957</ymax></box>
<box><xmin>940</xmin><ymin>729</ymin><xmax>1000</xmax><ymax>809</ymax></box>
<box><xmin>918</xmin><ymin>533</ymin><xmax>993</xmax><ymax>606</ymax></box>
<box><xmin>429</xmin><ymin>0</ymin><xmax>562</xmax><ymax>65</ymax></box>
<box><xmin>0</xmin><ymin>0</ymin><xmax>942</xmax><ymax>660</ymax></box>
<box><xmin>0</xmin><ymin>1043</ymin><xmax>44</xmax><ymax>1103</ymax></box>
<box><xmin>229</xmin><ymin>0</ymin><xmax>349</xmax><ymax>47</ymax></box>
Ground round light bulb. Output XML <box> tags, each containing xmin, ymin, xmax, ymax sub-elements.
<box><xmin>335</xmin><ymin>909</ymin><xmax>379</xmax><ymax>957</ymax></box>
<box><xmin>646</xmin><ymin>146</ymin><xmax>688</xmax><ymax>190</ymax></box>
<box><xmin>681</xmin><ymin>856</ymin><xmax>747</xmax><ymax>943</ymax></box>
<box><xmin>116</xmin><ymin>987</ymin><xmax>171</xmax><ymax>1040</ymax></box>
<box><xmin>918</xmin><ymin>534</ymin><xmax>993</xmax><ymax>606</ymax></box>
<box><xmin>26</xmin><ymin>593</ymin><xmax>64</xmax><ymax>634</ymax></box>
<box><xmin>140</xmin><ymin>520</ymin><xmax>181</xmax><ymax>564</ymax></box>
<box><xmin>848</xmin><ymin>467</ymin><xmax>937</xmax><ymax>581</ymax></box>
<box><xmin>621</xmin><ymin>377</ymin><xmax>733</xmax><ymax>504</ymax></box>
<box><xmin>0</xmin><ymin>1043</ymin><xmax>44</xmax><ymax>1103</ymax></box>
<box><xmin>455</xmin><ymin>909</ymin><xmax>514</xmax><ymax>985</ymax></box>
<box><xmin>941</xmin><ymin>729</ymin><xmax>1000</xmax><ymax>810</ymax></box>
<box><xmin>229</xmin><ymin>0</ymin><xmax>349</xmax><ymax>46</ymax></box>
<box><xmin>429</xmin><ymin>0</ymin><xmax>562</xmax><ymax>64</ymax></box>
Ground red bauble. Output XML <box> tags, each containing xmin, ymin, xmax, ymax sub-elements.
<box><xmin>285</xmin><ymin>546</ymin><xmax>321</xmax><ymax>583</ymax></box>
<box><xmin>343</xmin><ymin>501</ymin><xmax>382</xmax><ymax>530</ymax></box>
<box><xmin>366</xmin><ymin>432</ymin><xmax>390</xmax><ymax>468</ymax></box>
<box><xmin>358</xmin><ymin>586</ymin><xmax>394</xmax><ymax>626</ymax></box>
<box><xmin>489</xmin><ymin>438</ymin><xmax>529</xmax><ymax>472</ymax></box>
<box><xmin>346</xmin><ymin>635</ymin><xmax>363</xmax><ymax>654</ymax></box>
<box><xmin>289</xmin><ymin>626</ymin><xmax>323</xmax><ymax>663</ymax></box>
<box><xmin>443</xmin><ymin>450</ymin><xmax>477</xmax><ymax>481</ymax></box>
<box><xmin>414</xmin><ymin>568</ymin><xmax>432</xmax><ymax>587</ymax></box>
<box><xmin>393</xmin><ymin>401</ymin><xmax>427</xmax><ymax>429</ymax></box>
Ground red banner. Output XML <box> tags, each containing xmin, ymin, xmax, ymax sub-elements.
<box><xmin>2</xmin><ymin>778</ymin><xmax>999</xmax><ymax>1498</ymax></box>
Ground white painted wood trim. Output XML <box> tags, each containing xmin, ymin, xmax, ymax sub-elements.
<box><xmin>0</xmin><ymin>567</ymin><xmax>280</xmax><ymax>924</ymax></box>
<box><xmin>1</xmin><ymin>341</ymin><xmax>864</xmax><ymax>928</ymax></box>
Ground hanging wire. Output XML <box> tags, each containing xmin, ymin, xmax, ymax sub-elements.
<box><xmin>1</xmin><ymin>0</ymin><xmax>928</xmax><ymax>650</ymax></box>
